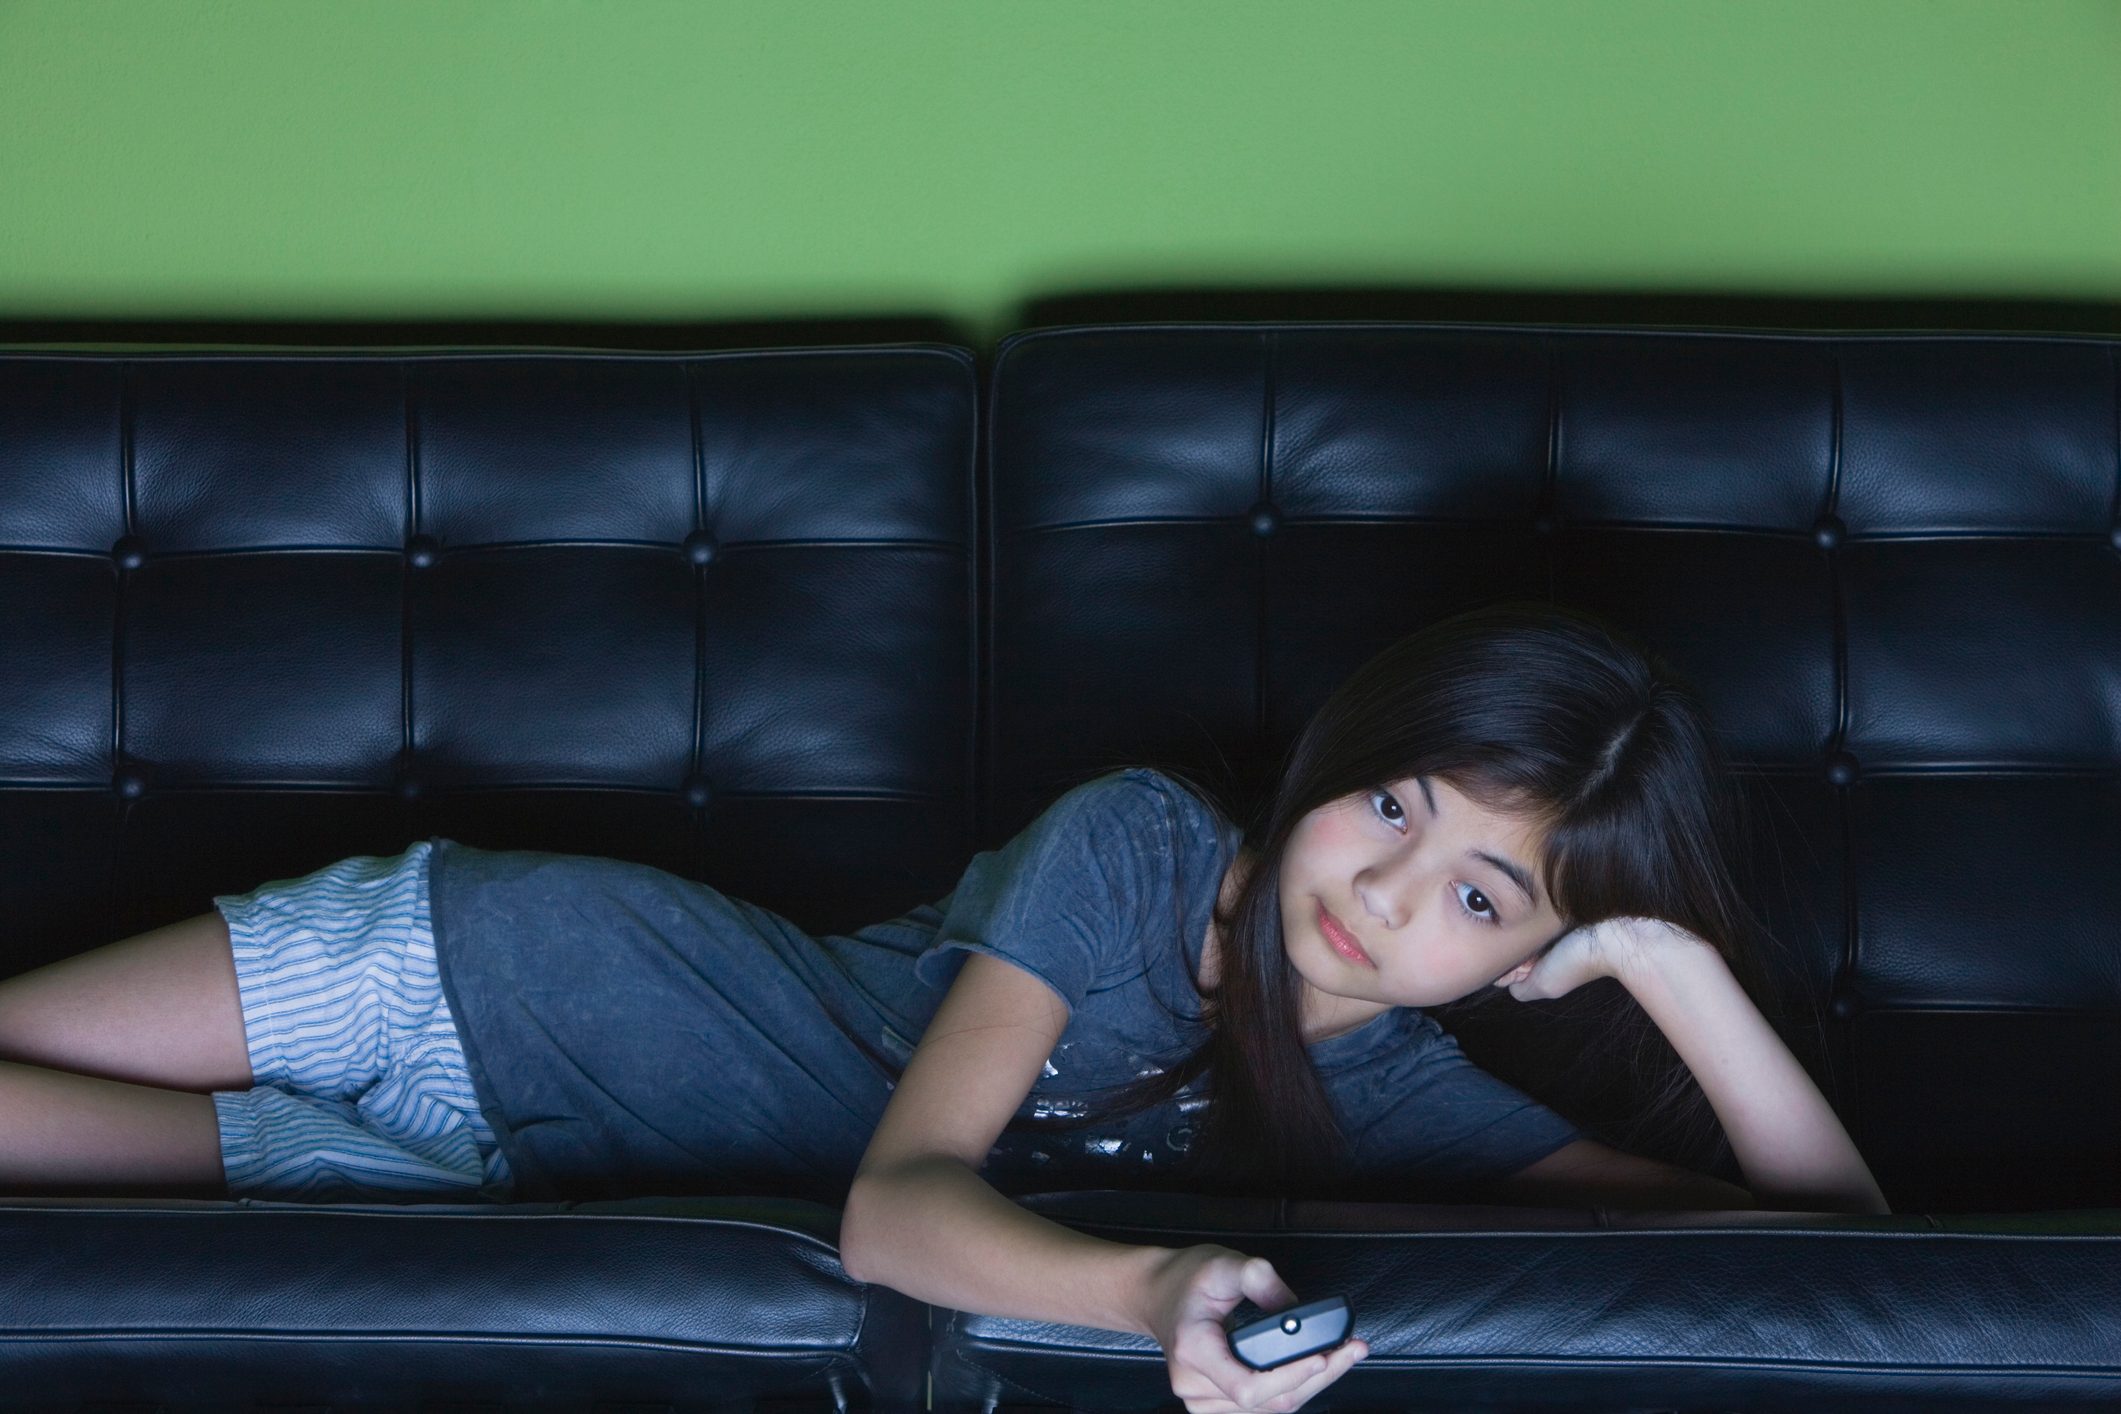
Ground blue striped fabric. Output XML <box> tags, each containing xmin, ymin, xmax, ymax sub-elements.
<box><xmin>208</xmin><ymin>841</ymin><xmax>515</xmax><ymax>1203</ymax></box>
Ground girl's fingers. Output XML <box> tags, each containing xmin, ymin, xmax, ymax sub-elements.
<box><xmin>1221</xmin><ymin>1351</ymin><xmax>1333</xmax><ymax>1412</ymax></box>
<box><xmin>1272</xmin><ymin>1337</ymin><xmax>1369</xmax><ymax>1409</ymax></box>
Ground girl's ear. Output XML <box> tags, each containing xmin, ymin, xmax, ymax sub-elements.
<box><xmin>1493</xmin><ymin>957</ymin><xmax>1537</xmax><ymax>988</ymax></box>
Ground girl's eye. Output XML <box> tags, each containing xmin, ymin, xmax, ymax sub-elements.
<box><xmin>1368</xmin><ymin>789</ymin><xmax>1503</xmax><ymax>929</ymax></box>
<box><xmin>1368</xmin><ymin>787</ymin><xmax>1406</xmax><ymax>827</ymax></box>
<box><xmin>1454</xmin><ymin>881</ymin><xmax>1501</xmax><ymax>927</ymax></box>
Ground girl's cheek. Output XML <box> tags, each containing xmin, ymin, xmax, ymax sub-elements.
<box><xmin>1307</xmin><ymin>808</ymin><xmax>1356</xmax><ymax>848</ymax></box>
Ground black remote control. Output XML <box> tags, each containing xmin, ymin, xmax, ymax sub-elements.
<box><xmin>1223</xmin><ymin>1294</ymin><xmax>1354</xmax><ymax>1371</ymax></box>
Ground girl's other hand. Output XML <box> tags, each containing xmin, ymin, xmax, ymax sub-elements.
<box><xmin>1500</xmin><ymin>915</ymin><xmax>1700</xmax><ymax>1001</ymax></box>
<box><xmin>1137</xmin><ymin>1244</ymin><xmax>1368</xmax><ymax>1413</ymax></box>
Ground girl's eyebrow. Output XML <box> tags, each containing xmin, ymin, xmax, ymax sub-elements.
<box><xmin>1413</xmin><ymin>776</ymin><xmax>1540</xmax><ymax>908</ymax></box>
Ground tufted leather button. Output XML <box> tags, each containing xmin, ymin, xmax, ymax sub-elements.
<box><xmin>683</xmin><ymin>774</ymin><xmax>713</xmax><ymax>809</ymax></box>
<box><xmin>1532</xmin><ymin>512</ymin><xmax>1559</xmax><ymax>538</ymax></box>
<box><xmin>2109</xmin><ymin>525</ymin><xmax>2121</xmax><ymax>553</ymax></box>
<box><xmin>405</xmin><ymin>534</ymin><xmax>440</xmax><ymax>570</ymax></box>
<box><xmin>1830</xmin><ymin>991</ymin><xmax>1860</xmax><ymax>1021</ymax></box>
<box><xmin>1825</xmin><ymin>751</ymin><xmax>1859</xmax><ymax>787</ymax></box>
<box><xmin>1248</xmin><ymin>503</ymin><xmax>1280</xmax><ymax>538</ymax></box>
<box><xmin>396</xmin><ymin>775</ymin><xmax>422</xmax><ymax>802</ymax></box>
<box><xmin>111</xmin><ymin>535</ymin><xmax>146</xmax><ymax>571</ymax></box>
<box><xmin>683</xmin><ymin>530</ymin><xmax>719</xmax><ymax>566</ymax></box>
<box><xmin>1812</xmin><ymin>515</ymin><xmax>1845</xmax><ymax>551</ymax></box>
<box><xmin>113</xmin><ymin>772</ymin><xmax>145</xmax><ymax>799</ymax></box>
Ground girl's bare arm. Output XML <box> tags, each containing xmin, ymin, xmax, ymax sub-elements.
<box><xmin>842</xmin><ymin>1152</ymin><xmax>1169</xmax><ymax>1333</ymax></box>
<box><xmin>1614</xmin><ymin>928</ymin><xmax>1890</xmax><ymax>1215</ymax></box>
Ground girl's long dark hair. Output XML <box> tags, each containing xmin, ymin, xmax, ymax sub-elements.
<box><xmin>997</xmin><ymin>597</ymin><xmax>1817</xmax><ymax>1199</ymax></box>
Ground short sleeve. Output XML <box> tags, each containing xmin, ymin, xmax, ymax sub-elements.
<box><xmin>1350</xmin><ymin>1024</ymin><xmax>1584</xmax><ymax>1197</ymax></box>
<box><xmin>912</xmin><ymin>769</ymin><xmax>1176</xmax><ymax>1018</ymax></box>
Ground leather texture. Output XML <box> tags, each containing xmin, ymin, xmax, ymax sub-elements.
<box><xmin>0</xmin><ymin>327</ymin><xmax>2115</xmax><ymax>1410</ymax></box>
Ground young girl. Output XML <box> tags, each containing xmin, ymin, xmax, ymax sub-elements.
<box><xmin>0</xmin><ymin>599</ymin><xmax>1884</xmax><ymax>1411</ymax></box>
<box><xmin>837</xmin><ymin>598</ymin><xmax>1886</xmax><ymax>1412</ymax></box>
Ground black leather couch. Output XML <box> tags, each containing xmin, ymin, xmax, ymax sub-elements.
<box><xmin>0</xmin><ymin>324</ymin><xmax>2114</xmax><ymax>1411</ymax></box>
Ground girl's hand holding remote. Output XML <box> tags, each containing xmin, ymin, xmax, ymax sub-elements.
<box><xmin>1138</xmin><ymin>1244</ymin><xmax>1369</xmax><ymax>1414</ymax></box>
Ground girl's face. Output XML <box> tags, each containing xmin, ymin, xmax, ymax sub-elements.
<box><xmin>1277</xmin><ymin>774</ymin><xmax>1571</xmax><ymax>1029</ymax></box>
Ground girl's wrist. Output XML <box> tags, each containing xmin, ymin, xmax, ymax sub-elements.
<box><xmin>1122</xmin><ymin>1242</ymin><xmax>1185</xmax><ymax>1339</ymax></box>
<box><xmin>1607</xmin><ymin>919</ymin><xmax>1724</xmax><ymax>992</ymax></box>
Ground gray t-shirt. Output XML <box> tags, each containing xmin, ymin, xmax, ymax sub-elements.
<box><xmin>427</xmin><ymin>768</ymin><xmax>1582</xmax><ymax>1205</ymax></box>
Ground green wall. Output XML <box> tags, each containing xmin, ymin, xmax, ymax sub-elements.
<box><xmin>2</xmin><ymin>0</ymin><xmax>2115</xmax><ymax>345</ymax></box>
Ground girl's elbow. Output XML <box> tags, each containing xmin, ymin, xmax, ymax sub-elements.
<box><xmin>1749</xmin><ymin>1186</ymin><xmax>1892</xmax><ymax>1216</ymax></box>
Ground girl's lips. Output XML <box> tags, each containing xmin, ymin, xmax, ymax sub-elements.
<box><xmin>1317</xmin><ymin>900</ymin><xmax>1376</xmax><ymax>967</ymax></box>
